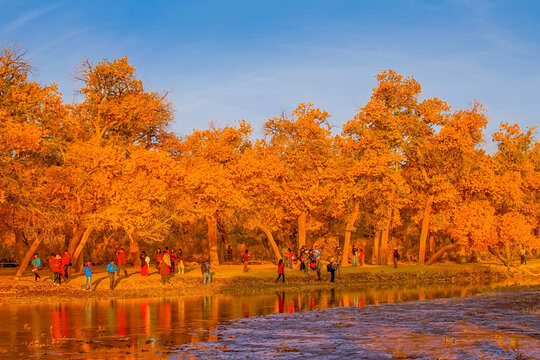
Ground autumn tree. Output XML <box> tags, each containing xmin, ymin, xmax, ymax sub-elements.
<box><xmin>264</xmin><ymin>103</ymin><xmax>338</xmax><ymax>251</ymax></box>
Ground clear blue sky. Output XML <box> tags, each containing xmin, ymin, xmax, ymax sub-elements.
<box><xmin>1</xmin><ymin>0</ymin><xmax>539</xmax><ymax>146</ymax></box>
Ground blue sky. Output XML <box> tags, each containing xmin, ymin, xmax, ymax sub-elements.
<box><xmin>1</xmin><ymin>0</ymin><xmax>539</xmax><ymax>146</ymax></box>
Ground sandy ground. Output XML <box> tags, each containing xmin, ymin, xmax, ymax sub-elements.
<box><xmin>0</xmin><ymin>261</ymin><xmax>537</xmax><ymax>305</ymax></box>
<box><xmin>173</xmin><ymin>289</ymin><xmax>540</xmax><ymax>360</ymax></box>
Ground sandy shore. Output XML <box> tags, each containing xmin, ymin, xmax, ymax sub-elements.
<box><xmin>174</xmin><ymin>289</ymin><xmax>540</xmax><ymax>359</ymax></box>
<box><xmin>1</xmin><ymin>261</ymin><xmax>538</xmax><ymax>305</ymax></box>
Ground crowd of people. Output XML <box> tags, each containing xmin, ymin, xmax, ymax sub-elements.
<box><xmin>25</xmin><ymin>244</ymin><xmax>402</xmax><ymax>289</ymax></box>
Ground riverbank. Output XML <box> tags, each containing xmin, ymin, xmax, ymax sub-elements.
<box><xmin>1</xmin><ymin>261</ymin><xmax>539</xmax><ymax>305</ymax></box>
<box><xmin>174</xmin><ymin>289</ymin><xmax>540</xmax><ymax>359</ymax></box>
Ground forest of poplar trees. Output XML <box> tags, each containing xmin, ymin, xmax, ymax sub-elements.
<box><xmin>1</xmin><ymin>48</ymin><xmax>539</xmax><ymax>275</ymax></box>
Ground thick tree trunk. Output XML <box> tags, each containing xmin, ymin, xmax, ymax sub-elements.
<box><xmin>14</xmin><ymin>229</ymin><xmax>27</xmax><ymax>265</ymax></box>
<box><xmin>72</xmin><ymin>228</ymin><xmax>93</xmax><ymax>273</ymax></box>
<box><xmin>379</xmin><ymin>188</ymin><xmax>395</xmax><ymax>265</ymax></box>
<box><xmin>418</xmin><ymin>194</ymin><xmax>434</xmax><ymax>264</ymax></box>
<box><xmin>428</xmin><ymin>234</ymin><xmax>435</xmax><ymax>257</ymax></box>
<box><xmin>206</xmin><ymin>215</ymin><xmax>220</xmax><ymax>267</ymax></box>
<box><xmin>372</xmin><ymin>231</ymin><xmax>381</xmax><ymax>265</ymax></box>
<box><xmin>425</xmin><ymin>243</ymin><xmax>458</xmax><ymax>266</ymax></box>
<box><xmin>127</xmin><ymin>232</ymin><xmax>140</xmax><ymax>267</ymax></box>
<box><xmin>342</xmin><ymin>200</ymin><xmax>360</xmax><ymax>266</ymax></box>
<box><xmin>14</xmin><ymin>234</ymin><xmax>44</xmax><ymax>279</ymax></box>
<box><xmin>297</xmin><ymin>212</ymin><xmax>307</xmax><ymax>249</ymax></box>
<box><xmin>259</xmin><ymin>226</ymin><xmax>282</xmax><ymax>261</ymax></box>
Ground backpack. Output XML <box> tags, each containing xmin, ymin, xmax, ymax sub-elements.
<box><xmin>326</xmin><ymin>263</ymin><xmax>333</xmax><ymax>272</ymax></box>
<box><xmin>396</xmin><ymin>252</ymin><xmax>400</xmax><ymax>260</ymax></box>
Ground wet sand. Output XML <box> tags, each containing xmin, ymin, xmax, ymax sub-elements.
<box><xmin>174</xmin><ymin>289</ymin><xmax>540</xmax><ymax>359</ymax></box>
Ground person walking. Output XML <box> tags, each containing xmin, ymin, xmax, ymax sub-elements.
<box><xmin>276</xmin><ymin>259</ymin><xmax>285</xmax><ymax>283</ymax></box>
<box><xmin>201</xmin><ymin>260</ymin><xmax>212</xmax><ymax>285</ymax></box>
<box><xmin>116</xmin><ymin>248</ymin><xmax>128</xmax><ymax>277</ymax></box>
<box><xmin>48</xmin><ymin>253</ymin><xmax>55</xmax><ymax>282</ymax></box>
<box><xmin>520</xmin><ymin>249</ymin><xmax>527</xmax><ymax>265</ymax></box>
<box><xmin>170</xmin><ymin>250</ymin><xmax>177</xmax><ymax>274</ymax></box>
<box><xmin>352</xmin><ymin>245</ymin><xmax>358</xmax><ymax>267</ymax></box>
<box><xmin>155</xmin><ymin>248</ymin><xmax>163</xmax><ymax>271</ymax></box>
<box><xmin>52</xmin><ymin>255</ymin><xmax>62</xmax><ymax>285</ymax></box>
<box><xmin>31</xmin><ymin>253</ymin><xmax>42</xmax><ymax>281</ymax></box>
<box><xmin>83</xmin><ymin>262</ymin><xmax>93</xmax><ymax>290</ymax></box>
<box><xmin>140</xmin><ymin>251</ymin><xmax>149</xmax><ymax>276</ymax></box>
<box><xmin>327</xmin><ymin>257</ymin><xmax>337</xmax><ymax>283</ymax></box>
<box><xmin>177</xmin><ymin>248</ymin><xmax>185</xmax><ymax>274</ymax></box>
<box><xmin>106</xmin><ymin>260</ymin><xmax>118</xmax><ymax>290</ymax></box>
<box><xmin>159</xmin><ymin>259</ymin><xmax>172</xmax><ymax>286</ymax></box>
<box><xmin>288</xmin><ymin>248</ymin><xmax>294</xmax><ymax>269</ymax></box>
<box><xmin>242</xmin><ymin>250</ymin><xmax>250</xmax><ymax>273</ymax></box>
<box><xmin>392</xmin><ymin>247</ymin><xmax>400</xmax><ymax>268</ymax></box>
<box><xmin>61</xmin><ymin>250</ymin><xmax>71</xmax><ymax>282</ymax></box>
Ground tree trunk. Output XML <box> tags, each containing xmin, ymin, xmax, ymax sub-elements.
<box><xmin>72</xmin><ymin>227</ymin><xmax>93</xmax><ymax>273</ymax></box>
<box><xmin>428</xmin><ymin>234</ymin><xmax>435</xmax><ymax>257</ymax></box>
<box><xmin>128</xmin><ymin>232</ymin><xmax>140</xmax><ymax>267</ymax></box>
<box><xmin>425</xmin><ymin>243</ymin><xmax>458</xmax><ymax>266</ymax></box>
<box><xmin>372</xmin><ymin>231</ymin><xmax>380</xmax><ymax>265</ymax></box>
<box><xmin>206</xmin><ymin>215</ymin><xmax>220</xmax><ymax>267</ymax></box>
<box><xmin>297</xmin><ymin>212</ymin><xmax>307</xmax><ymax>249</ymax></box>
<box><xmin>488</xmin><ymin>247</ymin><xmax>513</xmax><ymax>276</ymax></box>
<box><xmin>418</xmin><ymin>194</ymin><xmax>434</xmax><ymax>264</ymax></box>
<box><xmin>342</xmin><ymin>200</ymin><xmax>360</xmax><ymax>266</ymax></box>
<box><xmin>14</xmin><ymin>229</ymin><xmax>27</xmax><ymax>265</ymax></box>
<box><xmin>14</xmin><ymin>234</ymin><xmax>44</xmax><ymax>279</ymax></box>
<box><xmin>259</xmin><ymin>226</ymin><xmax>282</xmax><ymax>261</ymax></box>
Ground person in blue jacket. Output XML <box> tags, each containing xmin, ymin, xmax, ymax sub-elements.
<box><xmin>106</xmin><ymin>260</ymin><xmax>118</xmax><ymax>290</ymax></box>
<box><xmin>83</xmin><ymin>262</ymin><xmax>93</xmax><ymax>291</ymax></box>
<box><xmin>31</xmin><ymin>253</ymin><xmax>41</xmax><ymax>281</ymax></box>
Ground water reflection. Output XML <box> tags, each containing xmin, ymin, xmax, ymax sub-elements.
<box><xmin>0</xmin><ymin>281</ymin><xmax>531</xmax><ymax>359</ymax></box>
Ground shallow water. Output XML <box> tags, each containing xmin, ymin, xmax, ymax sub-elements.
<box><xmin>0</xmin><ymin>281</ymin><xmax>535</xmax><ymax>359</ymax></box>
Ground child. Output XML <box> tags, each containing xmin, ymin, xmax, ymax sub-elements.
<box><xmin>106</xmin><ymin>260</ymin><xmax>117</xmax><ymax>290</ymax></box>
<box><xmin>83</xmin><ymin>262</ymin><xmax>93</xmax><ymax>290</ymax></box>
<box><xmin>31</xmin><ymin>253</ymin><xmax>41</xmax><ymax>281</ymax></box>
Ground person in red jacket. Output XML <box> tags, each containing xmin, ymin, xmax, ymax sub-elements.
<box><xmin>159</xmin><ymin>258</ymin><xmax>172</xmax><ymax>286</ymax></box>
<box><xmin>60</xmin><ymin>250</ymin><xmax>71</xmax><ymax>282</ymax></box>
<box><xmin>243</xmin><ymin>250</ymin><xmax>250</xmax><ymax>273</ymax></box>
<box><xmin>51</xmin><ymin>254</ymin><xmax>61</xmax><ymax>286</ymax></box>
<box><xmin>116</xmin><ymin>248</ymin><xmax>128</xmax><ymax>277</ymax></box>
<box><xmin>276</xmin><ymin>259</ymin><xmax>285</xmax><ymax>283</ymax></box>
<box><xmin>155</xmin><ymin>248</ymin><xmax>163</xmax><ymax>271</ymax></box>
<box><xmin>48</xmin><ymin>253</ymin><xmax>55</xmax><ymax>282</ymax></box>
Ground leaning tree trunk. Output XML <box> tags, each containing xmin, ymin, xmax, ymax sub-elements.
<box><xmin>372</xmin><ymin>231</ymin><xmax>381</xmax><ymax>265</ymax></box>
<box><xmin>127</xmin><ymin>232</ymin><xmax>140</xmax><ymax>267</ymax></box>
<box><xmin>488</xmin><ymin>246</ymin><xmax>513</xmax><ymax>276</ymax></box>
<box><xmin>425</xmin><ymin>243</ymin><xmax>458</xmax><ymax>266</ymax></box>
<box><xmin>72</xmin><ymin>227</ymin><xmax>93</xmax><ymax>273</ymax></box>
<box><xmin>418</xmin><ymin>194</ymin><xmax>434</xmax><ymax>264</ymax></box>
<box><xmin>342</xmin><ymin>200</ymin><xmax>360</xmax><ymax>266</ymax></box>
<box><xmin>297</xmin><ymin>212</ymin><xmax>307</xmax><ymax>249</ymax></box>
<box><xmin>67</xmin><ymin>226</ymin><xmax>86</xmax><ymax>274</ymax></box>
<box><xmin>14</xmin><ymin>234</ymin><xmax>44</xmax><ymax>279</ymax></box>
<box><xmin>206</xmin><ymin>215</ymin><xmax>220</xmax><ymax>267</ymax></box>
<box><xmin>259</xmin><ymin>226</ymin><xmax>282</xmax><ymax>261</ymax></box>
<box><xmin>14</xmin><ymin>229</ymin><xmax>27</xmax><ymax>265</ymax></box>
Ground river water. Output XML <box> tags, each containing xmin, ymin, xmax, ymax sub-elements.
<box><xmin>0</xmin><ymin>281</ymin><xmax>536</xmax><ymax>359</ymax></box>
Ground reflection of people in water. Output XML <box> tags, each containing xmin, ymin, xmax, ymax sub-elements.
<box><xmin>276</xmin><ymin>291</ymin><xmax>285</xmax><ymax>313</ymax></box>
